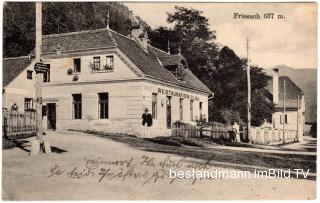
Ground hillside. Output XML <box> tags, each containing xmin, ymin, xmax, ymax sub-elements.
<box><xmin>3</xmin><ymin>2</ymin><xmax>149</xmax><ymax>58</ymax></box>
<box><xmin>264</xmin><ymin>65</ymin><xmax>317</xmax><ymax>123</ymax></box>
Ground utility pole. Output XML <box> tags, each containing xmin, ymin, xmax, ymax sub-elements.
<box><xmin>296</xmin><ymin>94</ymin><xmax>300</xmax><ymax>141</ymax></box>
<box><xmin>246</xmin><ymin>38</ymin><xmax>251</xmax><ymax>142</ymax></box>
<box><xmin>31</xmin><ymin>2</ymin><xmax>51</xmax><ymax>155</ymax></box>
<box><xmin>282</xmin><ymin>79</ymin><xmax>286</xmax><ymax>144</ymax></box>
<box><xmin>35</xmin><ymin>2</ymin><xmax>43</xmax><ymax>143</ymax></box>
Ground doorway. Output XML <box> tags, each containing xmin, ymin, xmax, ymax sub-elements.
<box><xmin>47</xmin><ymin>103</ymin><xmax>56</xmax><ymax>130</ymax></box>
<box><xmin>166</xmin><ymin>96</ymin><xmax>171</xmax><ymax>129</ymax></box>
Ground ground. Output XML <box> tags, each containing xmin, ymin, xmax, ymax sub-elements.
<box><xmin>2</xmin><ymin>131</ymin><xmax>317</xmax><ymax>200</ymax></box>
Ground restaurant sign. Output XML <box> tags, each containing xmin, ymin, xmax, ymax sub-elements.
<box><xmin>157</xmin><ymin>88</ymin><xmax>200</xmax><ymax>101</ymax></box>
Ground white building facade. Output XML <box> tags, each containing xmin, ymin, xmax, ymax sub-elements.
<box><xmin>2</xmin><ymin>56</ymin><xmax>36</xmax><ymax>112</ymax></box>
<box><xmin>36</xmin><ymin>26</ymin><xmax>212</xmax><ymax>137</ymax></box>
<box><xmin>268</xmin><ymin>68</ymin><xmax>305</xmax><ymax>141</ymax></box>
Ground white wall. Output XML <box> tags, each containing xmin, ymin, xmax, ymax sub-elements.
<box><xmin>272</xmin><ymin>110</ymin><xmax>304</xmax><ymax>142</ymax></box>
<box><xmin>3</xmin><ymin>60</ymin><xmax>36</xmax><ymax>111</ymax></box>
<box><xmin>141</xmin><ymin>81</ymin><xmax>209</xmax><ymax>137</ymax></box>
<box><xmin>44</xmin><ymin>50</ymin><xmax>138</xmax><ymax>84</ymax></box>
<box><xmin>42</xmin><ymin>79</ymin><xmax>209</xmax><ymax>137</ymax></box>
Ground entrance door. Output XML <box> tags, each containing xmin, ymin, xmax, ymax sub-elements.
<box><xmin>166</xmin><ymin>96</ymin><xmax>171</xmax><ymax>129</ymax></box>
<box><xmin>47</xmin><ymin>103</ymin><xmax>56</xmax><ymax>130</ymax></box>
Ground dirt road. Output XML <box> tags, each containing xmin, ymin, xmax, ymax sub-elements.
<box><xmin>2</xmin><ymin>131</ymin><xmax>316</xmax><ymax>200</ymax></box>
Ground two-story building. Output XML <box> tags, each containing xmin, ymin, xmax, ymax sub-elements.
<box><xmin>2</xmin><ymin>24</ymin><xmax>212</xmax><ymax>137</ymax></box>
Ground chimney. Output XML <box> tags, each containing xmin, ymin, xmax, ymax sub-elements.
<box><xmin>272</xmin><ymin>68</ymin><xmax>279</xmax><ymax>104</ymax></box>
<box><xmin>131</xmin><ymin>23</ymin><xmax>148</xmax><ymax>50</ymax></box>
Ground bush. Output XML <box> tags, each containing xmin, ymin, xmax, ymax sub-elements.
<box><xmin>195</xmin><ymin>114</ymin><xmax>208</xmax><ymax>126</ymax></box>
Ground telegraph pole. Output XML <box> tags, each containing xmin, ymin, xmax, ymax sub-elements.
<box><xmin>35</xmin><ymin>2</ymin><xmax>43</xmax><ymax>142</ymax></box>
<box><xmin>31</xmin><ymin>2</ymin><xmax>51</xmax><ymax>155</ymax></box>
<box><xmin>246</xmin><ymin>38</ymin><xmax>251</xmax><ymax>142</ymax></box>
<box><xmin>282</xmin><ymin>79</ymin><xmax>286</xmax><ymax>144</ymax></box>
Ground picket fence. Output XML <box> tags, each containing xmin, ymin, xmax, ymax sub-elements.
<box><xmin>2</xmin><ymin>110</ymin><xmax>36</xmax><ymax>139</ymax></box>
<box><xmin>171</xmin><ymin>125</ymin><xmax>232</xmax><ymax>140</ymax></box>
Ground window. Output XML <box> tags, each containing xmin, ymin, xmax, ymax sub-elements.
<box><xmin>98</xmin><ymin>93</ymin><xmax>109</xmax><ymax>119</ymax></box>
<box><xmin>190</xmin><ymin>100</ymin><xmax>194</xmax><ymax>121</ymax></box>
<box><xmin>73</xmin><ymin>58</ymin><xmax>81</xmax><ymax>73</ymax></box>
<box><xmin>72</xmin><ymin>94</ymin><xmax>82</xmax><ymax>119</ymax></box>
<box><xmin>285</xmin><ymin>114</ymin><xmax>288</xmax><ymax>124</ymax></box>
<box><xmin>179</xmin><ymin>98</ymin><xmax>183</xmax><ymax>121</ymax></box>
<box><xmin>27</xmin><ymin>70</ymin><xmax>33</xmax><ymax>80</ymax></box>
<box><xmin>199</xmin><ymin>102</ymin><xmax>203</xmax><ymax>117</ymax></box>
<box><xmin>24</xmin><ymin>98</ymin><xmax>33</xmax><ymax>111</ymax></box>
<box><xmin>152</xmin><ymin>93</ymin><xmax>157</xmax><ymax>119</ymax></box>
<box><xmin>280</xmin><ymin>114</ymin><xmax>288</xmax><ymax>124</ymax></box>
<box><xmin>104</xmin><ymin>56</ymin><xmax>114</xmax><ymax>70</ymax></box>
<box><xmin>43</xmin><ymin>64</ymin><xmax>50</xmax><ymax>82</ymax></box>
<box><xmin>92</xmin><ymin>57</ymin><xmax>101</xmax><ymax>71</ymax></box>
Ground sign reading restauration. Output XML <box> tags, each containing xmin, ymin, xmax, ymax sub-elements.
<box><xmin>157</xmin><ymin>88</ymin><xmax>200</xmax><ymax>101</ymax></box>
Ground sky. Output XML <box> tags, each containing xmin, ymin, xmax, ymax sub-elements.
<box><xmin>125</xmin><ymin>2</ymin><xmax>317</xmax><ymax>69</ymax></box>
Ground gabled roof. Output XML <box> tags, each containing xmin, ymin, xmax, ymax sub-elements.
<box><xmin>2</xmin><ymin>56</ymin><xmax>33</xmax><ymax>87</ymax></box>
<box><xmin>265</xmin><ymin>76</ymin><xmax>303</xmax><ymax>108</ymax></box>
<box><xmin>40</xmin><ymin>28</ymin><xmax>211</xmax><ymax>94</ymax></box>
<box><xmin>158</xmin><ymin>54</ymin><xmax>188</xmax><ymax>67</ymax></box>
<box><xmin>42</xmin><ymin>28</ymin><xmax>116</xmax><ymax>54</ymax></box>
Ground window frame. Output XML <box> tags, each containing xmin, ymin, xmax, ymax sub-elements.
<box><xmin>24</xmin><ymin>98</ymin><xmax>33</xmax><ymax>111</ymax></box>
<box><xmin>43</xmin><ymin>64</ymin><xmax>50</xmax><ymax>83</ymax></box>
<box><xmin>190</xmin><ymin>100</ymin><xmax>194</xmax><ymax>121</ymax></box>
<box><xmin>73</xmin><ymin>58</ymin><xmax>81</xmax><ymax>73</ymax></box>
<box><xmin>72</xmin><ymin>94</ymin><xmax>82</xmax><ymax>119</ymax></box>
<box><xmin>93</xmin><ymin>56</ymin><xmax>101</xmax><ymax>71</ymax></box>
<box><xmin>152</xmin><ymin>93</ymin><xmax>157</xmax><ymax>119</ymax></box>
<box><xmin>104</xmin><ymin>55</ymin><xmax>114</xmax><ymax>71</ymax></box>
<box><xmin>27</xmin><ymin>70</ymin><xmax>33</xmax><ymax>80</ymax></box>
<box><xmin>280</xmin><ymin>114</ymin><xmax>288</xmax><ymax>124</ymax></box>
<box><xmin>199</xmin><ymin>102</ymin><xmax>203</xmax><ymax>117</ymax></box>
<box><xmin>98</xmin><ymin>93</ymin><xmax>109</xmax><ymax>119</ymax></box>
<box><xmin>179</xmin><ymin>98</ymin><xmax>183</xmax><ymax>121</ymax></box>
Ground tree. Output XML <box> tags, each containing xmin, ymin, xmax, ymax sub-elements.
<box><xmin>149</xmin><ymin>6</ymin><xmax>274</xmax><ymax>126</ymax></box>
<box><xmin>3</xmin><ymin>2</ymin><xmax>147</xmax><ymax>58</ymax></box>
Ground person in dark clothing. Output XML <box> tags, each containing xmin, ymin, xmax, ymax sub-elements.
<box><xmin>142</xmin><ymin>108</ymin><xmax>152</xmax><ymax>138</ymax></box>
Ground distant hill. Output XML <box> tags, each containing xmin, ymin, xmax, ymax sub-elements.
<box><xmin>264</xmin><ymin>65</ymin><xmax>317</xmax><ymax>123</ymax></box>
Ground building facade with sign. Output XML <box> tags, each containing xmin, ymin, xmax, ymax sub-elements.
<box><xmin>38</xmin><ymin>25</ymin><xmax>212</xmax><ymax>137</ymax></box>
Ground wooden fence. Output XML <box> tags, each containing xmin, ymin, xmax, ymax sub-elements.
<box><xmin>172</xmin><ymin>125</ymin><xmax>233</xmax><ymax>140</ymax></box>
<box><xmin>2</xmin><ymin>110</ymin><xmax>36</xmax><ymax>139</ymax></box>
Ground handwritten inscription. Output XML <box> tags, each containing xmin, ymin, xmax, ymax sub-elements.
<box><xmin>47</xmin><ymin>155</ymin><xmax>215</xmax><ymax>186</ymax></box>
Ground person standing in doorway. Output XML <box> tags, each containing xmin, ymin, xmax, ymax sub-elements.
<box><xmin>142</xmin><ymin>108</ymin><xmax>153</xmax><ymax>138</ymax></box>
<box><xmin>232</xmin><ymin>121</ymin><xmax>241</xmax><ymax>143</ymax></box>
